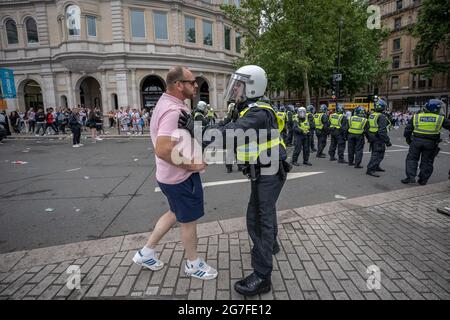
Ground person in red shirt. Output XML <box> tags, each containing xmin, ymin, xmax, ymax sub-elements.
<box><xmin>46</xmin><ymin>108</ymin><xmax>58</xmax><ymax>134</ymax></box>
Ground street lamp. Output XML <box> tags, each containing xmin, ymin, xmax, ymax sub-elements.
<box><xmin>336</xmin><ymin>18</ymin><xmax>344</xmax><ymax>104</ymax></box>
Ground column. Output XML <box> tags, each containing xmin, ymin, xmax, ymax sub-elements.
<box><xmin>212</xmin><ymin>72</ymin><xmax>218</xmax><ymax>110</ymax></box>
<box><xmin>130</xmin><ymin>68</ymin><xmax>138</xmax><ymax>109</ymax></box>
<box><xmin>115</xmin><ymin>71</ymin><xmax>129</xmax><ymax>107</ymax></box>
<box><xmin>41</xmin><ymin>73</ymin><xmax>57</xmax><ymax>107</ymax></box>
<box><xmin>101</xmin><ymin>71</ymin><xmax>109</xmax><ymax>111</ymax></box>
<box><xmin>67</xmin><ymin>72</ymin><xmax>75</xmax><ymax>107</ymax></box>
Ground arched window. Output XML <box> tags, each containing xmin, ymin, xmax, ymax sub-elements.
<box><xmin>66</xmin><ymin>5</ymin><xmax>81</xmax><ymax>36</ymax></box>
<box><xmin>25</xmin><ymin>17</ymin><xmax>39</xmax><ymax>43</ymax></box>
<box><xmin>5</xmin><ymin>19</ymin><xmax>18</xmax><ymax>44</ymax></box>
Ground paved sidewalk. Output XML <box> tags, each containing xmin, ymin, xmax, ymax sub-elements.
<box><xmin>0</xmin><ymin>182</ymin><xmax>449</xmax><ymax>300</ymax></box>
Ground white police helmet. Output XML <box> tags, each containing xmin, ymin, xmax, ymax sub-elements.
<box><xmin>298</xmin><ymin>107</ymin><xmax>307</xmax><ymax>118</ymax></box>
<box><xmin>224</xmin><ymin>65</ymin><xmax>267</xmax><ymax>104</ymax></box>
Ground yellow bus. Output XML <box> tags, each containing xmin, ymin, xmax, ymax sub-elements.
<box><xmin>328</xmin><ymin>96</ymin><xmax>376</xmax><ymax>112</ymax></box>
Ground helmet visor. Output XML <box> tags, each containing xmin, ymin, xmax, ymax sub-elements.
<box><xmin>224</xmin><ymin>73</ymin><xmax>249</xmax><ymax>104</ymax></box>
<box><xmin>298</xmin><ymin>109</ymin><xmax>306</xmax><ymax>118</ymax></box>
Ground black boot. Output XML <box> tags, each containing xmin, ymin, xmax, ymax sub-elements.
<box><xmin>366</xmin><ymin>171</ymin><xmax>380</xmax><ymax>177</ymax></box>
<box><xmin>292</xmin><ymin>161</ymin><xmax>300</xmax><ymax>166</ymax></box>
<box><xmin>375</xmin><ymin>167</ymin><xmax>385</xmax><ymax>172</ymax></box>
<box><xmin>273</xmin><ymin>242</ymin><xmax>280</xmax><ymax>255</ymax></box>
<box><xmin>338</xmin><ymin>159</ymin><xmax>348</xmax><ymax>164</ymax></box>
<box><xmin>354</xmin><ymin>164</ymin><xmax>363</xmax><ymax>169</ymax></box>
<box><xmin>348</xmin><ymin>162</ymin><xmax>354</xmax><ymax>166</ymax></box>
<box><xmin>329</xmin><ymin>157</ymin><xmax>337</xmax><ymax>161</ymax></box>
<box><xmin>226</xmin><ymin>165</ymin><xmax>233</xmax><ymax>173</ymax></box>
<box><xmin>303</xmin><ymin>161</ymin><xmax>312</xmax><ymax>166</ymax></box>
<box><xmin>401</xmin><ymin>177</ymin><xmax>416</xmax><ymax>184</ymax></box>
<box><xmin>234</xmin><ymin>273</ymin><xmax>271</xmax><ymax>296</ymax></box>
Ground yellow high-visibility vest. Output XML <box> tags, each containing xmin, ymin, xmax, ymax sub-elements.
<box><xmin>314</xmin><ymin>113</ymin><xmax>324</xmax><ymax>130</ymax></box>
<box><xmin>330</xmin><ymin>113</ymin><xmax>344</xmax><ymax>129</ymax></box>
<box><xmin>237</xmin><ymin>102</ymin><xmax>286</xmax><ymax>163</ymax></box>
<box><xmin>348</xmin><ymin>116</ymin><xmax>367</xmax><ymax>135</ymax></box>
<box><xmin>368</xmin><ymin>112</ymin><xmax>381</xmax><ymax>133</ymax></box>
<box><xmin>413</xmin><ymin>113</ymin><xmax>444</xmax><ymax>135</ymax></box>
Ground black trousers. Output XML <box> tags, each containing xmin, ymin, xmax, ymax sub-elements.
<box><xmin>286</xmin><ymin>126</ymin><xmax>294</xmax><ymax>145</ymax></box>
<box><xmin>328</xmin><ymin>129</ymin><xmax>346</xmax><ymax>161</ymax></box>
<box><xmin>405</xmin><ymin>137</ymin><xmax>438</xmax><ymax>182</ymax></box>
<box><xmin>292</xmin><ymin>133</ymin><xmax>310</xmax><ymax>163</ymax></box>
<box><xmin>316</xmin><ymin>129</ymin><xmax>328</xmax><ymax>156</ymax></box>
<box><xmin>28</xmin><ymin>120</ymin><xmax>36</xmax><ymax>133</ymax></box>
<box><xmin>247</xmin><ymin>171</ymin><xmax>285</xmax><ymax>278</ymax></box>
<box><xmin>72</xmin><ymin>126</ymin><xmax>81</xmax><ymax>145</ymax></box>
<box><xmin>367</xmin><ymin>138</ymin><xmax>386</xmax><ymax>172</ymax></box>
<box><xmin>309</xmin><ymin>129</ymin><xmax>316</xmax><ymax>150</ymax></box>
<box><xmin>347</xmin><ymin>134</ymin><xmax>365</xmax><ymax>165</ymax></box>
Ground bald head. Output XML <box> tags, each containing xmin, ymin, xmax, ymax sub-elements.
<box><xmin>166</xmin><ymin>66</ymin><xmax>188</xmax><ymax>88</ymax></box>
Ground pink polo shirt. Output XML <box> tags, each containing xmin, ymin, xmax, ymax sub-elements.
<box><xmin>150</xmin><ymin>93</ymin><xmax>199</xmax><ymax>185</ymax></box>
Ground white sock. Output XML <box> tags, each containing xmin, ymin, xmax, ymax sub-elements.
<box><xmin>141</xmin><ymin>246</ymin><xmax>155</xmax><ymax>257</ymax></box>
<box><xmin>187</xmin><ymin>257</ymin><xmax>201</xmax><ymax>268</ymax></box>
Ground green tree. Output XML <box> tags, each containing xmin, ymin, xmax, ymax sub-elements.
<box><xmin>411</xmin><ymin>0</ymin><xmax>450</xmax><ymax>77</ymax></box>
<box><xmin>221</xmin><ymin>0</ymin><xmax>388</xmax><ymax>104</ymax></box>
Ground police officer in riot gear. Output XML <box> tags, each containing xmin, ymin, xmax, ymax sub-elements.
<box><xmin>193</xmin><ymin>101</ymin><xmax>210</xmax><ymax>127</ymax></box>
<box><xmin>178</xmin><ymin>65</ymin><xmax>290</xmax><ymax>296</ymax></box>
<box><xmin>314</xmin><ymin>104</ymin><xmax>330</xmax><ymax>158</ymax></box>
<box><xmin>286</xmin><ymin>105</ymin><xmax>295</xmax><ymax>146</ymax></box>
<box><xmin>292</xmin><ymin>107</ymin><xmax>313</xmax><ymax>166</ymax></box>
<box><xmin>306</xmin><ymin>105</ymin><xmax>317</xmax><ymax>152</ymax></box>
<box><xmin>366</xmin><ymin>99</ymin><xmax>392</xmax><ymax>177</ymax></box>
<box><xmin>347</xmin><ymin>106</ymin><xmax>369</xmax><ymax>168</ymax></box>
<box><xmin>401</xmin><ymin>99</ymin><xmax>450</xmax><ymax>185</ymax></box>
<box><xmin>328</xmin><ymin>103</ymin><xmax>349</xmax><ymax>163</ymax></box>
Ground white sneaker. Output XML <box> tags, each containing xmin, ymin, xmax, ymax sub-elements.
<box><xmin>184</xmin><ymin>259</ymin><xmax>218</xmax><ymax>280</ymax></box>
<box><xmin>95</xmin><ymin>137</ymin><xmax>103</xmax><ymax>141</ymax></box>
<box><xmin>73</xmin><ymin>144</ymin><xmax>80</xmax><ymax>148</ymax></box>
<box><xmin>132</xmin><ymin>250</ymin><xmax>164</xmax><ymax>271</ymax></box>
<box><xmin>78</xmin><ymin>143</ymin><xmax>84</xmax><ymax>147</ymax></box>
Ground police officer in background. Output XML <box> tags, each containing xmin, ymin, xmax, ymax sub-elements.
<box><xmin>314</xmin><ymin>104</ymin><xmax>330</xmax><ymax>158</ymax></box>
<box><xmin>328</xmin><ymin>103</ymin><xmax>349</xmax><ymax>163</ymax></box>
<box><xmin>347</xmin><ymin>106</ymin><xmax>369</xmax><ymax>169</ymax></box>
<box><xmin>292</xmin><ymin>107</ymin><xmax>313</xmax><ymax>166</ymax></box>
<box><xmin>193</xmin><ymin>101</ymin><xmax>210</xmax><ymax>127</ymax></box>
<box><xmin>401</xmin><ymin>99</ymin><xmax>450</xmax><ymax>185</ymax></box>
<box><xmin>178</xmin><ymin>65</ymin><xmax>290</xmax><ymax>296</ymax></box>
<box><xmin>366</xmin><ymin>99</ymin><xmax>392</xmax><ymax>177</ymax></box>
<box><xmin>223</xmin><ymin>102</ymin><xmax>242</xmax><ymax>173</ymax></box>
<box><xmin>285</xmin><ymin>105</ymin><xmax>295</xmax><ymax>146</ymax></box>
<box><xmin>307</xmin><ymin>105</ymin><xmax>317</xmax><ymax>152</ymax></box>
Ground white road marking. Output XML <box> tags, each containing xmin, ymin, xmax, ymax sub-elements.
<box><xmin>65</xmin><ymin>168</ymin><xmax>81</xmax><ymax>172</ymax></box>
<box><xmin>154</xmin><ymin>171</ymin><xmax>323</xmax><ymax>192</ymax></box>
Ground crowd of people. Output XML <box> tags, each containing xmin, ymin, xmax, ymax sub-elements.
<box><xmin>0</xmin><ymin>106</ymin><xmax>159</xmax><ymax>145</ymax></box>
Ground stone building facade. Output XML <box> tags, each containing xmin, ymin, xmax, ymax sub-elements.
<box><xmin>0</xmin><ymin>0</ymin><xmax>243</xmax><ymax>114</ymax></box>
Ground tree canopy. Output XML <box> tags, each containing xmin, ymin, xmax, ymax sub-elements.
<box><xmin>411</xmin><ymin>0</ymin><xmax>450</xmax><ymax>77</ymax></box>
<box><xmin>221</xmin><ymin>0</ymin><xmax>388</xmax><ymax>104</ymax></box>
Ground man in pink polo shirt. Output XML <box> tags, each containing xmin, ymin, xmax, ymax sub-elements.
<box><xmin>132</xmin><ymin>66</ymin><xmax>217</xmax><ymax>280</ymax></box>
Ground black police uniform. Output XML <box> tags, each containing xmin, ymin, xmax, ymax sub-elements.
<box><xmin>184</xmin><ymin>99</ymin><xmax>289</xmax><ymax>293</ymax></box>
<box><xmin>315</xmin><ymin>114</ymin><xmax>330</xmax><ymax>157</ymax></box>
<box><xmin>347</xmin><ymin>117</ymin><xmax>369</xmax><ymax>168</ymax></box>
<box><xmin>292</xmin><ymin>116</ymin><xmax>311</xmax><ymax>165</ymax></box>
<box><xmin>403</xmin><ymin>114</ymin><xmax>450</xmax><ymax>184</ymax></box>
<box><xmin>328</xmin><ymin>114</ymin><xmax>349</xmax><ymax>162</ymax></box>
<box><xmin>308</xmin><ymin>113</ymin><xmax>316</xmax><ymax>152</ymax></box>
<box><xmin>286</xmin><ymin>110</ymin><xmax>294</xmax><ymax>146</ymax></box>
<box><xmin>366</xmin><ymin>112</ymin><xmax>391</xmax><ymax>175</ymax></box>
<box><xmin>193</xmin><ymin>110</ymin><xmax>210</xmax><ymax>127</ymax></box>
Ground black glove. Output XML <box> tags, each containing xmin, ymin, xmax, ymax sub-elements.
<box><xmin>178</xmin><ymin>110</ymin><xmax>195</xmax><ymax>137</ymax></box>
<box><xmin>386</xmin><ymin>141</ymin><xmax>392</xmax><ymax>147</ymax></box>
<box><xmin>406</xmin><ymin>138</ymin><xmax>411</xmax><ymax>145</ymax></box>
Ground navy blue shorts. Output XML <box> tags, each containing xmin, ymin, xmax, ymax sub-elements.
<box><xmin>157</xmin><ymin>173</ymin><xmax>204</xmax><ymax>223</ymax></box>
